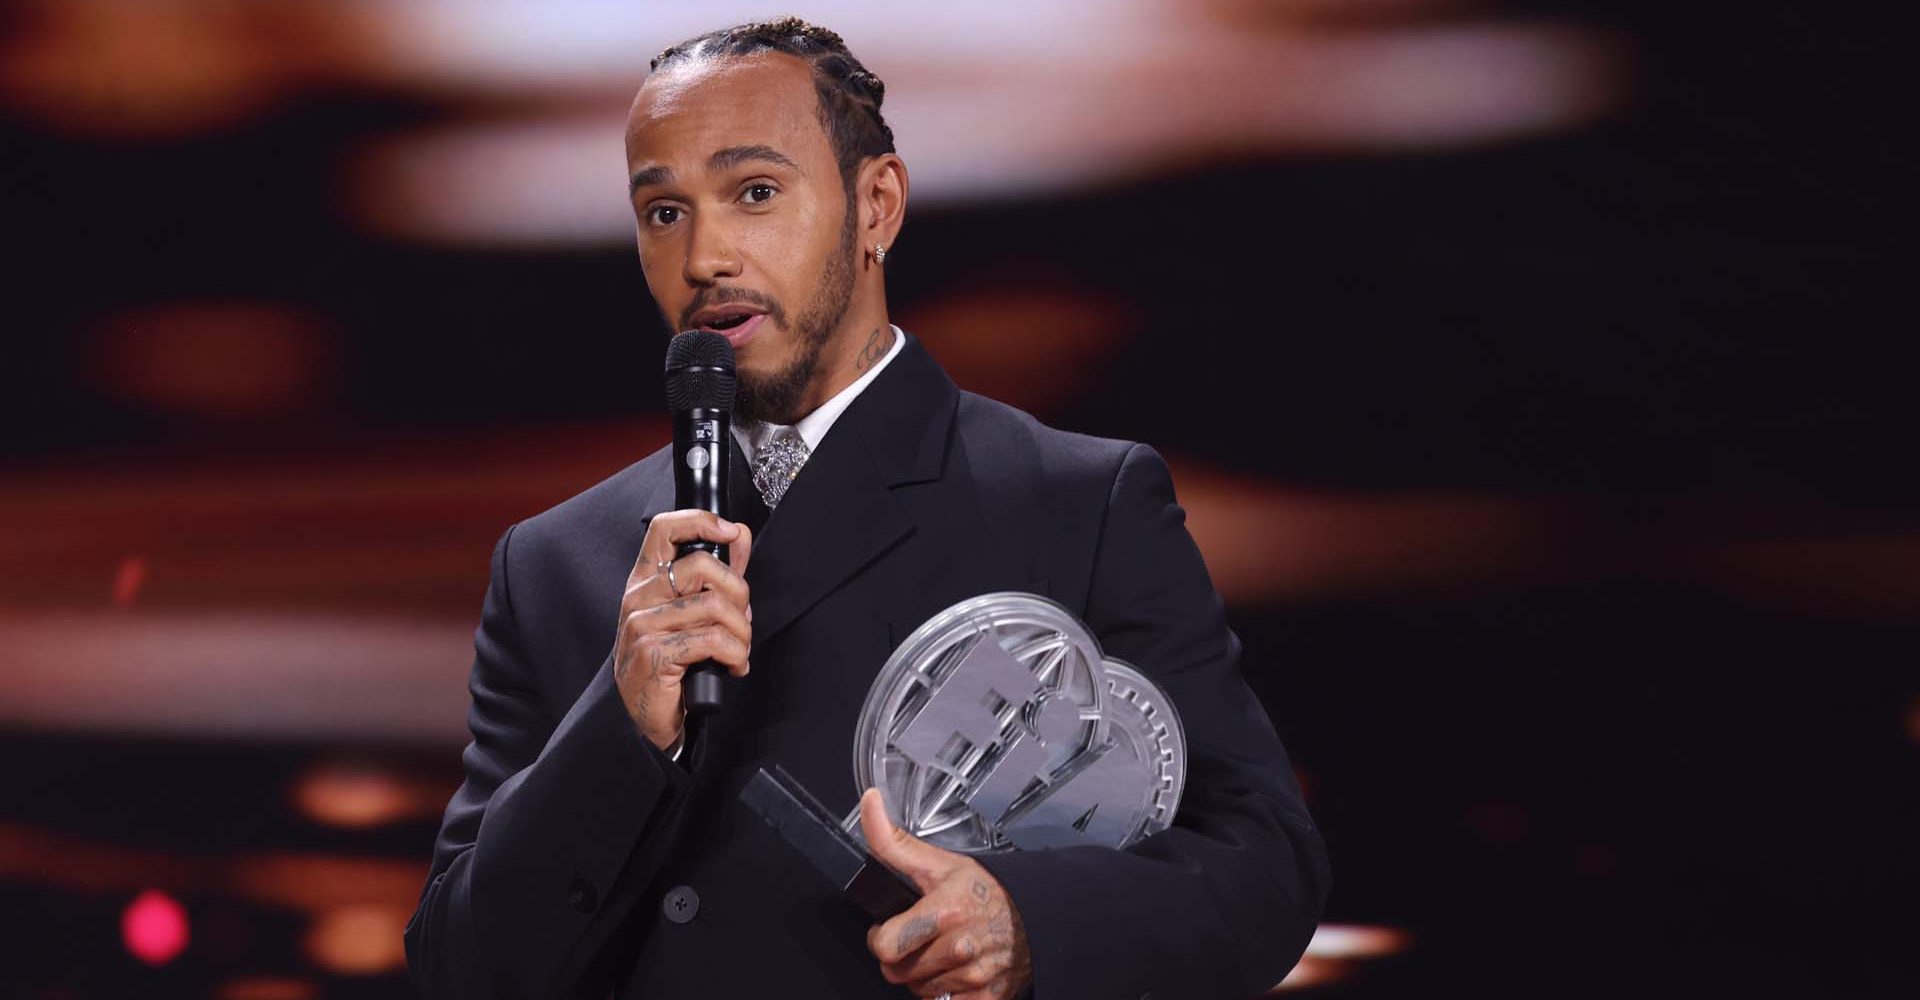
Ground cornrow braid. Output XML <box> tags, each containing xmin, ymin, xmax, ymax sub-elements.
<box><xmin>650</xmin><ymin>17</ymin><xmax>896</xmax><ymax>191</ymax></box>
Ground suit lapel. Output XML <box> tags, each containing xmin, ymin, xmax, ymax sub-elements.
<box><xmin>728</xmin><ymin>438</ymin><xmax>770</xmax><ymax>538</ymax></box>
<box><xmin>744</xmin><ymin>332</ymin><xmax>957</xmax><ymax>646</ymax></box>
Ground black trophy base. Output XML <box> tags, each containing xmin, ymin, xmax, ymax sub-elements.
<box><xmin>739</xmin><ymin>766</ymin><xmax>921</xmax><ymax>921</ymax></box>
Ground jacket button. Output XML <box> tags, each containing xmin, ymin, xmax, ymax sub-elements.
<box><xmin>662</xmin><ymin>885</ymin><xmax>700</xmax><ymax>924</ymax></box>
<box><xmin>567</xmin><ymin>878</ymin><xmax>598</xmax><ymax>914</ymax></box>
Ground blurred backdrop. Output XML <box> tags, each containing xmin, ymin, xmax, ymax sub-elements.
<box><xmin>2</xmin><ymin>1</ymin><xmax>1914</xmax><ymax>997</ymax></box>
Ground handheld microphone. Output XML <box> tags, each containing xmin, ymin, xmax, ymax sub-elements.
<box><xmin>664</xmin><ymin>330</ymin><xmax>737</xmax><ymax>715</ymax></box>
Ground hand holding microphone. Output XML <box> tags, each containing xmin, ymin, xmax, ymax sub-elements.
<box><xmin>611</xmin><ymin>331</ymin><xmax>752</xmax><ymax>751</ymax></box>
<box><xmin>612</xmin><ymin>509</ymin><xmax>752</xmax><ymax>751</ymax></box>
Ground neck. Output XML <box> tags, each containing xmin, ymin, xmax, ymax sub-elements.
<box><xmin>791</xmin><ymin>306</ymin><xmax>893</xmax><ymax>417</ymax></box>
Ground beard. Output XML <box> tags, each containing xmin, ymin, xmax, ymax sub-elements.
<box><xmin>733</xmin><ymin>201</ymin><xmax>858</xmax><ymax>425</ymax></box>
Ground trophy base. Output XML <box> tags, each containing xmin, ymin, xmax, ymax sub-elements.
<box><xmin>738</xmin><ymin>766</ymin><xmax>920</xmax><ymax>921</ymax></box>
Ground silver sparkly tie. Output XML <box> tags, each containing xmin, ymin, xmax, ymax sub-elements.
<box><xmin>751</xmin><ymin>426</ymin><xmax>810</xmax><ymax>509</ymax></box>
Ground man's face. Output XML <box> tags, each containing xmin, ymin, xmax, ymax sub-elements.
<box><xmin>625</xmin><ymin>52</ymin><xmax>857</xmax><ymax>424</ymax></box>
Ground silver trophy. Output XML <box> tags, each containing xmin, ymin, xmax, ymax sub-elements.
<box><xmin>853</xmin><ymin>592</ymin><xmax>1186</xmax><ymax>853</ymax></box>
<box><xmin>741</xmin><ymin>592</ymin><xmax>1187</xmax><ymax>917</ymax></box>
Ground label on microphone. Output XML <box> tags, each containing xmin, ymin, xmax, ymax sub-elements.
<box><xmin>685</xmin><ymin>445</ymin><xmax>711</xmax><ymax>470</ymax></box>
<box><xmin>691</xmin><ymin>419</ymin><xmax>718</xmax><ymax>442</ymax></box>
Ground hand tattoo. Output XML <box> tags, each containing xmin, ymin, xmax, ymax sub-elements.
<box><xmin>895</xmin><ymin>913</ymin><xmax>939</xmax><ymax>956</ymax></box>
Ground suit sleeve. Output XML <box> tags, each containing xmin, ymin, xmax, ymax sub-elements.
<box><xmin>976</xmin><ymin>444</ymin><xmax>1332</xmax><ymax>1000</ymax></box>
<box><xmin>404</xmin><ymin>523</ymin><xmax>692</xmax><ymax>1000</ymax></box>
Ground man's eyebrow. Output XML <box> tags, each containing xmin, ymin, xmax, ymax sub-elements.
<box><xmin>708</xmin><ymin>145</ymin><xmax>802</xmax><ymax>174</ymax></box>
<box><xmin>629</xmin><ymin>164</ymin><xmax>673</xmax><ymax>196</ymax></box>
<box><xmin>629</xmin><ymin>146</ymin><xmax>801</xmax><ymax>196</ymax></box>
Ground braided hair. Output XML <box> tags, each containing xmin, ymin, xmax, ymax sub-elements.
<box><xmin>650</xmin><ymin>17</ymin><xmax>896</xmax><ymax>191</ymax></box>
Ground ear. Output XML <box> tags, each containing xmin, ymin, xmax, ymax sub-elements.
<box><xmin>855</xmin><ymin>153</ymin><xmax>909</xmax><ymax>257</ymax></box>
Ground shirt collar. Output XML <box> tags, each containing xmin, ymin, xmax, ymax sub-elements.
<box><xmin>734</xmin><ymin>325</ymin><xmax>906</xmax><ymax>465</ymax></box>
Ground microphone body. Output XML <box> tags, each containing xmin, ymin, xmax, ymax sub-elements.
<box><xmin>664</xmin><ymin>331</ymin><xmax>738</xmax><ymax>715</ymax></box>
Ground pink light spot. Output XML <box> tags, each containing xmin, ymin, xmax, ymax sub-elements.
<box><xmin>122</xmin><ymin>889</ymin><xmax>189</xmax><ymax>966</ymax></box>
<box><xmin>112</xmin><ymin>556</ymin><xmax>147</xmax><ymax>607</ymax></box>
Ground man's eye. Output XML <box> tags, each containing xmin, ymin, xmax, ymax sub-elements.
<box><xmin>647</xmin><ymin>205</ymin><xmax>682</xmax><ymax>227</ymax></box>
<box><xmin>743</xmin><ymin>184</ymin><xmax>777</xmax><ymax>204</ymax></box>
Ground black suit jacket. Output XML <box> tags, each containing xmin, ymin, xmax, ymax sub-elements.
<box><xmin>405</xmin><ymin>333</ymin><xmax>1331</xmax><ymax>999</ymax></box>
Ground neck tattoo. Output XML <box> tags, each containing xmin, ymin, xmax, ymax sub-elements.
<box><xmin>854</xmin><ymin>325</ymin><xmax>889</xmax><ymax>372</ymax></box>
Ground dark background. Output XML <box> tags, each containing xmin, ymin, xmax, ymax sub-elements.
<box><xmin>2</xmin><ymin>1</ymin><xmax>1914</xmax><ymax>997</ymax></box>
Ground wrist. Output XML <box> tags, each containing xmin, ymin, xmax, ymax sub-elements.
<box><xmin>641</xmin><ymin>705</ymin><xmax>688</xmax><ymax>758</ymax></box>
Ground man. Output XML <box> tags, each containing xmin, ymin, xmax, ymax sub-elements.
<box><xmin>405</xmin><ymin>17</ymin><xmax>1329</xmax><ymax>1000</ymax></box>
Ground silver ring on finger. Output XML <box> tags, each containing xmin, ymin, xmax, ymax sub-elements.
<box><xmin>657</xmin><ymin>558</ymin><xmax>683</xmax><ymax>597</ymax></box>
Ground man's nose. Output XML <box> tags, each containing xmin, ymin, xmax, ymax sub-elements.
<box><xmin>683</xmin><ymin>214</ymin><xmax>742</xmax><ymax>286</ymax></box>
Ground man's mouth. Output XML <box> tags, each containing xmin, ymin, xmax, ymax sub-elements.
<box><xmin>688</xmin><ymin>303</ymin><xmax>766</xmax><ymax>331</ymax></box>
<box><xmin>690</xmin><ymin>310</ymin><xmax>769</xmax><ymax>349</ymax></box>
<box><xmin>685</xmin><ymin>299</ymin><xmax>776</xmax><ymax>349</ymax></box>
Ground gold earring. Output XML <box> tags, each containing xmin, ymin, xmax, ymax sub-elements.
<box><xmin>872</xmin><ymin>243</ymin><xmax>887</xmax><ymax>264</ymax></box>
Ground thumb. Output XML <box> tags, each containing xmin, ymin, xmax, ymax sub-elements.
<box><xmin>859</xmin><ymin>787</ymin><xmax>940</xmax><ymax>890</ymax></box>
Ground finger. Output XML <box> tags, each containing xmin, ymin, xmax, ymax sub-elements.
<box><xmin>624</xmin><ymin>552</ymin><xmax>748</xmax><ymax>623</ymax></box>
<box><xmin>859</xmin><ymin>787</ymin><xmax>946</xmax><ymax>891</ymax></box>
<box><xmin>916</xmin><ymin>957</ymin><xmax>1004</xmax><ymax>997</ymax></box>
<box><xmin>653</xmin><ymin>550</ymin><xmax>750</xmax><ymax>610</ymax></box>
<box><xmin>868</xmin><ymin>897</ymin><xmax>951</xmax><ymax>966</ymax></box>
<box><xmin>949</xmin><ymin>978</ymin><xmax>1012</xmax><ymax>1000</ymax></box>
<box><xmin>728</xmin><ymin>521</ymin><xmax>753</xmax><ymax>583</ymax></box>
<box><xmin>636</xmin><ymin>510</ymin><xmax>741</xmax><ymax>568</ymax></box>
<box><xmin>631</xmin><ymin>623</ymin><xmax>751</xmax><ymax>679</ymax></box>
<box><xmin>881</xmin><ymin>928</ymin><xmax>979</xmax><ymax>985</ymax></box>
<box><xmin>634</xmin><ymin>591</ymin><xmax>752</xmax><ymax>659</ymax></box>
<box><xmin>673</xmin><ymin>627</ymin><xmax>750</xmax><ymax>676</ymax></box>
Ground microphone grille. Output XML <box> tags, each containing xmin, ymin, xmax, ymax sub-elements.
<box><xmin>664</xmin><ymin>330</ymin><xmax>737</xmax><ymax>411</ymax></box>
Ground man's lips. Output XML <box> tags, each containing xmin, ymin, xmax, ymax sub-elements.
<box><xmin>699</xmin><ymin>312</ymin><xmax>766</xmax><ymax>349</ymax></box>
<box><xmin>688</xmin><ymin>302</ymin><xmax>765</xmax><ymax>329</ymax></box>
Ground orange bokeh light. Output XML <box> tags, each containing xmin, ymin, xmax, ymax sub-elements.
<box><xmin>290</xmin><ymin>760</ymin><xmax>427</xmax><ymax>830</ymax></box>
<box><xmin>215</xmin><ymin>977</ymin><xmax>321</xmax><ymax>1000</ymax></box>
<box><xmin>87</xmin><ymin>302</ymin><xmax>340</xmax><ymax>420</ymax></box>
<box><xmin>303</xmin><ymin>904</ymin><xmax>409</xmax><ymax>976</ymax></box>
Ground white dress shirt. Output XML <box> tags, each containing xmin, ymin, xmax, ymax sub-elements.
<box><xmin>732</xmin><ymin>325</ymin><xmax>906</xmax><ymax>468</ymax></box>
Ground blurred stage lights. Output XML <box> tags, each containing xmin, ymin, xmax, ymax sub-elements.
<box><xmin>338</xmin><ymin>8</ymin><xmax>1619</xmax><ymax>247</ymax></box>
<box><xmin>5</xmin><ymin>1</ymin><xmax>1621</xmax><ymax>245</ymax></box>
<box><xmin>303</xmin><ymin>903</ymin><xmax>409</xmax><ymax>976</ymax></box>
<box><xmin>2</xmin><ymin>821</ymin><xmax>428</xmax><ymax>920</ymax></box>
<box><xmin>216</xmin><ymin>977</ymin><xmax>321</xmax><ymax>1000</ymax></box>
<box><xmin>1272</xmin><ymin>955</ymin><xmax>1340</xmax><ymax>991</ymax></box>
<box><xmin>898</xmin><ymin>280</ymin><xmax>1137</xmax><ymax>416</ymax></box>
<box><xmin>290</xmin><ymin>758</ymin><xmax>448</xmax><ymax>829</ymax></box>
<box><xmin>111</xmin><ymin>555</ymin><xmax>147</xmax><ymax>608</ymax></box>
<box><xmin>122</xmin><ymin>888</ymin><xmax>189</xmax><ymax>966</ymax></box>
<box><xmin>228</xmin><ymin>853</ymin><xmax>427</xmax><ymax>915</ymax></box>
<box><xmin>0</xmin><ymin>0</ymin><xmax>329</xmax><ymax>138</ymax></box>
<box><xmin>1304</xmin><ymin>923</ymin><xmax>1412</xmax><ymax>960</ymax></box>
<box><xmin>0</xmin><ymin>611</ymin><xmax>475</xmax><ymax>745</ymax></box>
<box><xmin>1271</xmin><ymin>923</ymin><xmax>1411</xmax><ymax>992</ymax></box>
<box><xmin>87</xmin><ymin>302</ymin><xmax>341</xmax><ymax>420</ymax></box>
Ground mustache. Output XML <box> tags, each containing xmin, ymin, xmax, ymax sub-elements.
<box><xmin>679</xmin><ymin>287</ymin><xmax>787</xmax><ymax>331</ymax></box>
